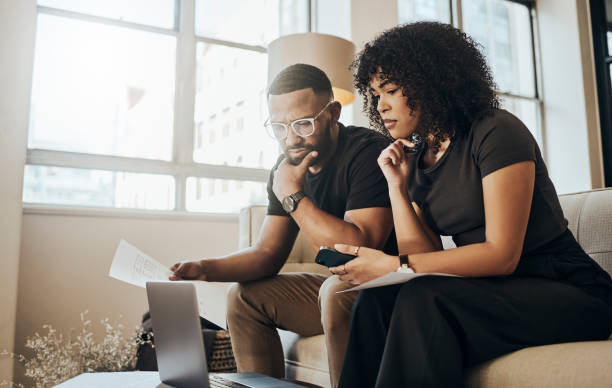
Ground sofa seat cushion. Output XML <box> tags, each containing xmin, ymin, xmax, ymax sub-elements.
<box><xmin>280</xmin><ymin>333</ymin><xmax>612</xmax><ymax>388</ymax></box>
<box><xmin>280</xmin><ymin>263</ymin><xmax>330</xmax><ymax>276</ymax></box>
<box><xmin>280</xmin><ymin>331</ymin><xmax>328</xmax><ymax>371</ymax></box>
<box><xmin>466</xmin><ymin>340</ymin><xmax>612</xmax><ymax>388</ymax></box>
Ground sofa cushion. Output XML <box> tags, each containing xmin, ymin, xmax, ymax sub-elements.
<box><xmin>281</xmin><ymin>262</ymin><xmax>329</xmax><ymax>276</ymax></box>
<box><xmin>279</xmin><ymin>330</ymin><xmax>329</xmax><ymax>387</ymax></box>
<box><xmin>558</xmin><ymin>189</ymin><xmax>612</xmax><ymax>275</ymax></box>
<box><xmin>466</xmin><ymin>341</ymin><xmax>612</xmax><ymax>388</ymax></box>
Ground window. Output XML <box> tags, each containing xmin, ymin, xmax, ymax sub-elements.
<box><xmin>38</xmin><ymin>0</ymin><xmax>177</xmax><ymax>28</ymax></box>
<box><xmin>185</xmin><ymin>177</ymin><xmax>266</xmax><ymax>213</ymax></box>
<box><xmin>25</xmin><ymin>0</ymin><xmax>309</xmax><ymax>212</ymax></box>
<box><xmin>23</xmin><ymin>166</ymin><xmax>175</xmax><ymax>210</ymax></box>
<box><xmin>398</xmin><ymin>0</ymin><xmax>541</xmax><ymax>143</ymax></box>
<box><xmin>398</xmin><ymin>0</ymin><xmax>450</xmax><ymax>24</ymax></box>
<box><xmin>30</xmin><ymin>13</ymin><xmax>176</xmax><ymax>160</ymax></box>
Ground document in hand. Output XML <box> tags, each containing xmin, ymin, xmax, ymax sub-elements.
<box><xmin>337</xmin><ymin>271</ymin><xmax>458</xmax><ymax>293</ymax></box>
<box><xmin>109</xmin><ymin>239</ymin><xmax>231</xmax><ymax>329</ymax></box>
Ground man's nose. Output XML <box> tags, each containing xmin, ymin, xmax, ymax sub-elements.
<box><xmin>284</xmin><ymin>126</ymin><xmax>303</xmax><ymax>146</ymax></box>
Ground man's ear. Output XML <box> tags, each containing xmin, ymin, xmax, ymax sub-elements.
<box><xmin>329</xmin><ymin>100</ymin><xmax>342</xmax><ymax>123</ymax></box>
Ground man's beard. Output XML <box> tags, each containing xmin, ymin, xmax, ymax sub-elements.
<box><xmin>284</xmin><ymin>121</ymin><xmax>334</xmax><ymax>166</ymax></box>
<box><xmin>285</xmin><ymin>144</ymin><xmax>317</xmax><ymax>166</ymax></box>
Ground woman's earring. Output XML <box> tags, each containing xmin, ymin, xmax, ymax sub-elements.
<box><xmin>404</xmin><ymin>132</ymin><xmax>424</xmax><ymax>154</ymax></box>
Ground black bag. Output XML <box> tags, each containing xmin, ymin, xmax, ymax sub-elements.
<box><xmin>135</xmin><ymin>311</ymin><xmax>236</xmax><ymax>373</ymax></box>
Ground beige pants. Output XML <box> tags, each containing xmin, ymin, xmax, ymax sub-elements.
<box><xmin>226</xmin><ymin>273</ymin><xmax>356</xmax><ymax>388</ymax></box>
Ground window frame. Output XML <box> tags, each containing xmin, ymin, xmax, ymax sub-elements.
<box><xmin>452</xmin><ymin>0</ymin><xmax>543</xmax><ymax>146</ymax></box>
<box><xmin>26</xmin><ymin>0</ymin><xmax>296</xmax><ymax>213</ymax></box>
<box><xmin>397</xmin><ymin>0</ymin><xmax>543</xmax><ymax>146</ymax></box>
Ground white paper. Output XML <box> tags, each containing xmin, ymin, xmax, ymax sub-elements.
<box><xmin>109</xmin><ymin>239</ymin><xmax>231</xmax><ymax>329</ymax></box>
<box><xmin>192</xmin><ymin>281</ymin><xmax>232</xmax><ymax>330</ymax></box>
<box><xmin>110</xmin><ymin>240</ymin><xmax>173</xmax><ymax>288</ymax></box>
<box><xmin>338</xmin><ymin>271</ymin><xmax>458</xmax><ymax>293</ymax></box>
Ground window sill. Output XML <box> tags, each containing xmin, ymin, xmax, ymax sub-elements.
<box><xmin>22</xmin><ymin>203</ymin><xmax>240</xmax><ymax>222</ymax></box>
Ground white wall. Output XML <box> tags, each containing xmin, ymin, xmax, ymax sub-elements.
<box><xmin>13</xmin><ymin>208</ymin><xmax>238</xmax><ymax>384</ymax></box>
<box><xmin>0</xmin><ymin>0</ymin><xmax>36</xmax><ymax>382</ymax></box>
<box><xmin>534</xmin><ymin>0</ymin><xmax>603</xmax><ymax>193</ymax></box>
<box><xmin>349</xmin><ymin>0</ymin><xmax>399</xmax><ymax>127</ymax></box>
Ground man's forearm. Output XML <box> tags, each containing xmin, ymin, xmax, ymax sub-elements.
<box><xmin>290</xmin><ymin>198</ymin><xmax>373</xmax><ymax>250</ymax></box>
<box><xmin>200</xmin><ymin>247</ymin><xmax>285</xmax><ymax>282</ymax></box>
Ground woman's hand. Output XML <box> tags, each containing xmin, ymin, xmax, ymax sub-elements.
<box><xmin>377</xmin><ymin>138</ymin><xmax>416</xmax><ymax>189</ymax></box>
<box><xmin>329</xmin><ymin>244</ymin><xmax>399</xmax><ymax>285</ymax></box>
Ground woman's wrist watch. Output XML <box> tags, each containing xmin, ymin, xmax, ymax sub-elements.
<box><xmin>397</xmin><ymin>254</ymin><xmax>414</xmax><ymax>273</ymax></box>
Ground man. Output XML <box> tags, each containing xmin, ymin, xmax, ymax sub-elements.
<box><xmin>170</xmin><ymin>64</ymin><xmax>396</xmax><ymax>388</ymax></box>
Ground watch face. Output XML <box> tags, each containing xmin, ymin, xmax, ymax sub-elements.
<box><xmin>282</xmin><ymin>196</ymin><xmax>295</xmax><ymax>213</ymax></box>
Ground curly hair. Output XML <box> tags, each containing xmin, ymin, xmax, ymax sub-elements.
<box><xmin>352</xmin><ymin>22</ymin><xmax>499</xmax><ymax>145</ymax></box>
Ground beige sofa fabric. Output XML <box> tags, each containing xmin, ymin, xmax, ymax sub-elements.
<box><xmin>238</xmin><ymin>205</ymin><xmax>318</xmax><ymax>264</ymax></box>
<box><xmin>466</xmin><ymin>341</ymin><xmax>612</xmax><ymax>388</ymax></box>
<box><xmin>563</xmin><ymin>189</ymin><xmax>612</xmax><ymax>274</ymax></box>
<box><xmin>239</xmin><ymin>188</ymin><xmax>612</xmax><ymax>387</ymax></box>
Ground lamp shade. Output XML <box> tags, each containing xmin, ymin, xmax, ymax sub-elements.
<box><xmin>267</xmin><ymin>33</ymin><xmax>356</xmax><ymax>106</ymax></box>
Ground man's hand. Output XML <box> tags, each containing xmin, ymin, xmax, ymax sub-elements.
<box><xmin>169</xmin><ymin>259</ymin><xmax>207</xmax><ymax>281</ymax></box>
<box><xmin>273</xmin><ymin>151</ymin><xmax>318</xmax><ymax>200</ymax></box>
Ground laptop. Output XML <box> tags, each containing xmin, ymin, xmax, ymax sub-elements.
<box><xmin>145</xmin><ymin>281</ymin><xmax>304</xmax><ymax>388</ymax></box>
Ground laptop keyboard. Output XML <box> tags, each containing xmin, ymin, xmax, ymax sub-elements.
<box><xmin>209</xmin><ymin>374</ymin><xmax>250</xmax><ymax>388</ymax></box>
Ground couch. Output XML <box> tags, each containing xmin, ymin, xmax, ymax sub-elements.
<box><xmin>238</xmin><ymin>188</ymin><xmax>612</xmax><ymax>388</ymax></box>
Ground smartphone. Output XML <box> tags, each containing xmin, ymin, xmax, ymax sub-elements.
<box><xmin>315</xmin><ymin>246</ymin><xmax>356</xmax><ymax>267</ymax></box>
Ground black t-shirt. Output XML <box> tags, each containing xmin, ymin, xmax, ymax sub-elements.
<box><xmin>267</xmin><ymin>123</ymin><xmax>397</xmax><ymax>254</ymax></box>
<box><xmin>408</xmin><ymin>109</ymin><xmax>612</xmax><ymax>304</ymax></box>
<box><xmin>408</xmin><ymin>109</ymin><xmax>566</xmax><ymax>254</ymax></box>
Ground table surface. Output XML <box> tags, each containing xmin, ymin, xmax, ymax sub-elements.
<box><xmin>54</xmin><ymin>372</ymin><xmax>322</xmax><ymax>388</ymax></box>
<box><xmin>54</xmin><ymin>372</ymin><xmax>170</xmax><ymax>387</ymax></box>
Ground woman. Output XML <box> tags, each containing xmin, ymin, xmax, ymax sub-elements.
<box><xmin>330</xmin><ymin>22</ymin><xmax>612</xmax><ymax>387</ymax></box>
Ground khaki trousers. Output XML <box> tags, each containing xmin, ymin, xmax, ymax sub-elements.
<box><xmin>226</xmin><ymin>273</ymin><xmax>356</xmax><ymax>388</ymax></box>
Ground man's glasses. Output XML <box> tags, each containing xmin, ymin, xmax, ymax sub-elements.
<box><xmin>264</xmin><ymin>100</ymin><xmax>334</xmax><ymax>140</ymax></box>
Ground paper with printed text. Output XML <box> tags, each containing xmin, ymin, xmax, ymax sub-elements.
<box><xmin>109</xmin><ymin>239</ymin><xmax>231</xmax><ymax>329</ymax></box>
<box><xmin>338</xmin><ymin>271</ymin><xmax>458</xmax><ymax>293</ymax></box>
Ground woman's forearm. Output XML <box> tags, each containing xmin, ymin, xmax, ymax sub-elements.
<box><xmin>409</xmin><ymin>240</ymin><xmax>520</xmax><ymax>276</ymax></box>
<box><xmin>389</xmin><ymin>187</ymin><xmax>439</xmax><ymax>254</ymax></box>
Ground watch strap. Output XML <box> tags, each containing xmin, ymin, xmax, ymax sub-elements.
<box><xmin>397</xmin><ymin>254</ymin><xmax>414</xmax><ymax>273</ymax></box>
<box><xmin>283</xmin><ymin>191</ymin><xmax>306</xmax><ymax>213</ymax></box>
<box><xmin>291</xmin><ymin>191</ymin><xmax>305</xmax><ymax>203</ymax></box>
